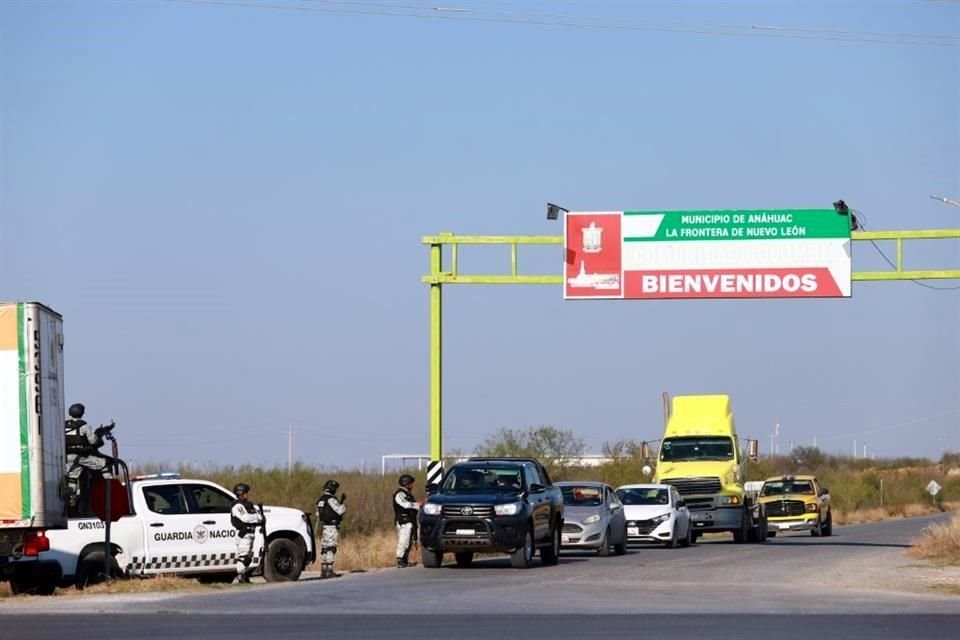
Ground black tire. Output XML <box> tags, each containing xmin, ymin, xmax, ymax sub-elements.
<box><xmin>811</xmin><ymin>517</ymin><xmax>823</xmax><ymax>537</ymax></box>
<box><xmin>733</xmin><ymin>511</ymin><xmax>749</xmax><ymax>544</ymax></box>
<box><xmin>454</xmin><ymin>552</ymin><xmax>474</xmax><ymax>568</ymax></box>
<box><xmin>666</xmin><ymin>524</ymin><xmax>679</xmax><ymax>549</ymax></box>
<box><xmin>758</xmin><ymin>517</ymin><xmax>768</xmax><ymax>542</ymax></box>
<box><xmin>421</xmin><ymin>549</ymin><xmax>443</xmax><ymax>568</ymax></box>
<box><xmin>680</xmin><ymin>522</ymin><xmax>693</xmax><ymax>548</ymax></box>
<box><xmin>598</xmin><ymin>527</ymin><xmax>612</xmax><ymax>556</ymax></box>
<box><xmin>10</xmin><ymin>577</ymin><xmax>57</xmax><ymax>596</ymax></box>
<box><xmin>767</xmin><ymin>531</ymin><xmax>777</xmax><ymax>538</ymax></box>
<box><xmin>540</xmin><ymin>524</ymin><xmax>560</xmax><ymax>566</ymax></box>
<box><xmin>692</xmin><ymin>531</ymin><xmax>701</xmax><ymax>542</ymax></box>
<box><xmin>510</xmin><ymin>528</ymin><xmax>534</xmax><ymax>569</ymax></box>
<box><xmin>822</xmin><ymin>511</ymin><xmax>833</xmax><ymax>537</ymax></box>
<box><xmin>75</xmin><ymin>551</ymin><xmax>121</xmax><ymax>589</ymax></box>
<box><xmin>614</xmin><ymin>526</ymin><xmax>628</xmax><ymax>555</ymax></box>
<box><xmin>197</xmin><ymin>572</ymin><xmax>237</xmax><ymax>584</ymax></box>
<box><xmin>264</xmin><ymin>538</ymin><xmax>303</xmax><ymax>582</ymax></box>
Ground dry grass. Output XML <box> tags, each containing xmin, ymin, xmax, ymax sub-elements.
<box><xmin>834</xmin><ymin>502</ymin><xmax>959</xmax><ymax>526</ymax></box>
<box><xmin>0</xmin><ymin>575</ymin><xmax>220</xmax><ymax>599</ymax></box>
<box><xmin>910</xmin><ymin>512</ymin><xmax>960</xmax><ymax>566</ymax></box>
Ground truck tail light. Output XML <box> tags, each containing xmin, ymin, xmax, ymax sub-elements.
<box><xmin>23</xmin><ymin>531</ymin><xmax>50</xmax><ymax>556</ymax></box>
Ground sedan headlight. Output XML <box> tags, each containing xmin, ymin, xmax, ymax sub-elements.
<box><xmin>805</xmin><ymin>503</ymin><xmax>820</xmax><ymax>513</ymax></box>
<box><xmin>494</xmin><ymin>502</ymin><xmax>522</xmax><ymax>516</ymax></box>
<box><xmin>581</xmin><ymin>514</ymin><xmax>601</xmax><ymax>525</ymax></box>
<box><xmin>652</xmin><ymin>513</ymin><xmax>671</xmax><ymax>524</ymax></box>
<box><xmin>423</xmin><ymin>502</ymin><xmax>442</xmax><ymax>516</ymax></box>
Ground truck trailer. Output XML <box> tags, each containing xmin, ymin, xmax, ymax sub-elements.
<box><xmin>0</xmin><ymin>302</ymin><xmax>67</xmax><ymax>594</ymax></box>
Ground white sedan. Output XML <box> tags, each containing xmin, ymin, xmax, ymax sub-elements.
<box><xmin>615</xmin><ymin>484</ymin><xmax>693</xmax><ymax>548</ymax></box>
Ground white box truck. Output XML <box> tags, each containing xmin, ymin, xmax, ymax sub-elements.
<box><xmin>0</xmin><ymin>302</ymin><xmax>67</xmax><ymax>594</ymax></box>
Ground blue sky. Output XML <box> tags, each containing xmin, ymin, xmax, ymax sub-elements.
<box><xmin>1</xmin><ymin>1</ymin><xmax>958</xmax><ymax>470</ymax></box>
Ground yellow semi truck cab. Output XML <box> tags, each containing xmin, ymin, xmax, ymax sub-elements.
<box><xmin>653</xmin><ymin>394</ymin><xmax>767</xmax><ymax>543</ymax></box>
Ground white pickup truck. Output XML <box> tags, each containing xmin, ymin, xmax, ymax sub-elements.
<box><xmin>18</xmin><ymin>474</ymin><xmax>315</xmax><ymax>590</ymax></box>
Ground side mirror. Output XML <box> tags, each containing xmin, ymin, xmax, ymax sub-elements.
<box><xmin>676</xmin><ymin>500</ymin><xmax>686</xmax><ymax>508</ymax></box>
<box><xmin>641</xmin><ymin>465</ymin><xmax>653</xmax><ymax>477</ymax></box>
<box><xmin>609</xmin><ymin>502</ymin><xmax>622</xmax><ymax>511</ymax></box>
<box><xmin>426</xmin><ymin>483</ymin><xmax>439</xmax><ymax>495</ymax></box>
<box><xmin>529</xmin><ymin>483</ymin><xmax>546</xmax><ymax>494</ymax></box>
<box><xmin>819</xmin><ymin>487</ymin><xmax>828</xmax><ymax>496</ymax></box>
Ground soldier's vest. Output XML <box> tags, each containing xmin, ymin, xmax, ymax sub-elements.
<box><xmin>316</xmin><ymin>494</ymin><xmax>343</xmax><ymax>527</ymax></box>
<box><xmin>393</xmin><ymin>488</ymin><xmax>417</xmax><ymax>526</ymax></box>
<box><xmin>231</xmin><ymin>499</ymin><xmax>258</xmax><ymax>535</ymax></box>
<box><xmin>64</xmin><ymin>419</ymin><xmax>96</xmax><ymax>455</ymax></box>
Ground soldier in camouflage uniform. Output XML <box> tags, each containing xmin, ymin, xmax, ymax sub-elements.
<box><xmin>316</xmin><ymin>479</ymin><xmax>346</xmax><ymax>579</ymax></box>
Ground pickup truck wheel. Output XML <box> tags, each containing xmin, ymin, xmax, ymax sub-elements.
<box><xmin>822</xmin><ymin>511</ymin><xmax>833</xmax><ymax>537</ymax></box>
<box><xmin>454</xmin><ymin>552</ymin><xmax>474</xmax><ymax>568</ymax></box>
<box><xmin>10</xmin><ymin>577</ymin><xmax>57</xmax><ymax>596</ymax></box>
<box><xmin>75</xmin><ymin>551</ymin><xmax>121</xmax><ymax>589</ymax></box>
<box><xmin>264</xmin><ymin>538</ymin><xmax>303</xmax><ymax>582</ymax></box>
<box><xmin>540</xmin><ymin>524</ymin><xmax>560</xmax><ymax>566</ymax></box>
<box><xmin>811</xmin><ymin>517</ymin><xmax>823</xmax><ymax>537</ymax></box>
<box><xmin>421</xmin><ymin>549</ymin><xmax>443</xmax><ymax>568</ymax></box>
<box><xmin>767</xmin><ymin>531</ymin><xmax>777</xmax><ymax>538</ymax></box>
<box><xmin>509</xmin><ymin>529</ymin><xmax>534</xmax><ymax>569</ymax></box>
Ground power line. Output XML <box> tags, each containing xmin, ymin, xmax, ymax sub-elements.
<box><xmin>165</xmin><ymin>0</ymin><xmax>960</xmax><ymax>47</ymax></box>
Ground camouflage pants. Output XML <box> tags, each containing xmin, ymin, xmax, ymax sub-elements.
<box><xmin>320</xmin><ymin>525</ymin><xmax>339</xmax><ymax>564</ymax></box>
<box><xmin>235</xmin><ymin>533</ymin><xmax>255</xmax><ymax>575</ymax></box>
<box><xmin>396</xmin><ymin>523</ymin><xmax>414</xmax><ymax>558</ymax></box>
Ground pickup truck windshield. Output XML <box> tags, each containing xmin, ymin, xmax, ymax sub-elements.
<box><xmin>761</xmin><ymin>480</ymin><xmax>815</xmax><ymax>496</ymax></box>
<box><xmin>660</xmin><ymin>437</ymin><xmax>734</xmax><ymax>462</ymax></box>
<box><xmin>441</xmin><ymin>466</ymin><xmax>524</xmax><ymax>493</ymax></box>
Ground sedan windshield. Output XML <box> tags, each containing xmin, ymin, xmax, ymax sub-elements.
<box><xmin>441</xmin><ymin>466</ymin><xmax>523</xmax><ymax>493</ymax></box>
<box><xmin>761</xmin><ymin>480</ymin><xmax>815</xmax><ymax>496</ymax></box>
<box><xmin>561</xmin><ymin>486</ymin><xmax>603</xmax><ymax>507</ymax></box>
<box><xmin>660</xmin><ymin>437</ymin><xmax>734</xmax><ymax>462</ymax></box>
<box><xmin>616</xmin><ymin>488</ymin><xmax>670</xmax><ymax>506</ymax></box>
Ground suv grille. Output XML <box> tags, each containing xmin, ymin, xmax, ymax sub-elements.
<box><xmin>441</xmin><ymin>505</ymin><xmax>494</xmax><ymax>518</ymax></box>
<box><xmin>765</xmin><ymin>500</ymin><xmax>805</xmax><ymax>517</ymax></box>
<box><xmin>662</xmin><ymin>477</ymin><xmax>722</xmax><ymax>496</ymax></box>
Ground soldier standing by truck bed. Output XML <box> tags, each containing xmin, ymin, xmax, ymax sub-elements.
<box><xmin>230</xmin><ymin>483</ymin><xmax>264</xmax><ymax>583</ymax></box>
<box><xmin>394</xmin><ymin>474</ymin><xmax>420</xmax><ymax>568</ymax></box>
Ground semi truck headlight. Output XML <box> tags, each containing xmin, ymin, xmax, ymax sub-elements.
<box><xmin>494</xmin><ymin>502</ymin><xmax>522</xmax><ymax>516</ymax></box>
<box><xmin>423</xmin><ymin>503</ymin><xmax>442</xmax><ymax>515</ymax></box>
<box><xmin>582</xmin><ymin>514</ymin><xmax>601</xmax><ymax>525</ymax></box>
<box><xmin>719</xmin><ymin>496</ymin><xmax>741</xmax><ymax>505</ymax></box>
<box><xmin>805</xmin><ymin>503</ymin><xmax>819</xmax><ymax>513</ymax></box>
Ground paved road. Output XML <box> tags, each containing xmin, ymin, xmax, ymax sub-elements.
<box><xmin>4</xmin><ymin>513</ymin><xmax>959</xmax><ymax>639</ymax></box>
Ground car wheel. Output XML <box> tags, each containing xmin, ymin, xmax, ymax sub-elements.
<box><xmin>421</xmin><ymin>549</ymin><xmax>443</xmax><ymax>568</ymax></box>
<box><xmin>454</xmin><ymin>552</ymin><xmax>474</xmax><ymax>568</ymax></box>
<box><xmin>540</xmin><ymin>524</ymin><xmax>560</xmax><ymax>566</ymax></box>
<box><xmin>767</xmin><ymin>531</ymin><xmax>777</xmax><ymax>538</ymax></box>
<box><xmin>75</xmin><ymin>551</ymin><xmax>121</xmax><ymax>590</ymax></box>
<box><xmin>666</xmin><ymin>525</ymin><xmax>678</xmax><ymax>549</ymax></box>
<box><xmin>10</xmin><ymin>577</ymin><xmax>57</xmax><ymax>596</ymax></box>
<box><xmin>680</xmin><ymin>523</ymin><xmax>693</xmax><ymax>548</ymax></box>
<box><xmin>510</xmin><ymin>528</ymin><xmax>534</xmax><ymax>569</ymax></box>
<box><xmin>822</xmin><ymin>511</ymin><xmax>833</xmax><ymax>537</ymax></box>
<box><xmin>264</xmin><ymin>538</ymin><xmax>303</xmax><ymax>582</ymax></box>
<box><xmin>598</xmin><ymin>527</ymin><xmax>612</xmax><ymax>556</ymax></box>
<box><xmin>613</xmin><ymin>526</ymin><xmax>628</xmax><ymax>555</ymax></box>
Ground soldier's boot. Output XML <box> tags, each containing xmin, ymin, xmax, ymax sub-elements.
<box><xmin>320</xmin><ymin>563</ymin><xmax>332</xmax><ymax>579</ymax></box>
<box><xmin>401</xmin><ymin>550</ymin><xmax>412</xmax><ymax>567</ymax></box>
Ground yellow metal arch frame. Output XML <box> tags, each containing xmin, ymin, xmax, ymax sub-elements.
<box><xmin>421</xmin><ymin>229</ymin><xmax>960</xmax><ymax>479</ymax></box>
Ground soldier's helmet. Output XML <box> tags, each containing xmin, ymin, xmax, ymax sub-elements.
<box><xmin>68</xmin><ymin>403</ymin><xmax>85</xmax><ymax>419</ymax></box>
<box><xmin>398</xmin><ymin>474</ymin><xmax>415</xmax><ymax>487</ymax></box>
<box><xmin>233</xmin><ymin>483</ymin><xmax>251</xmax><ymax>497</ymax></box>
<box><xmin>323</xmin><ymin>480</ymin><xmax>340</xmax><ymax>494</ymax></box>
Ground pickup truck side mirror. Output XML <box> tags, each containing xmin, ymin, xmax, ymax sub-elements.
<box><xmin>529</xmin><ymin>483</ymin><xmax>546</xmax><ymax>494</ymax></box>
<box><xmin>426</xmin><ymin>483</ymin><xmax>439</xmax><ymax>495</ymax></box>
<box><xmin>819</xmin><ymin>487</ymin><xmax>828</xmax><ymax>496</ymax></box>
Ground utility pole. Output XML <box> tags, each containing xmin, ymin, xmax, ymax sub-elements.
<box><xmin>863</xmin><ymin>442</ymin><xmax>867</xmax><ymax>459</ymax></box>
<box><xmin>288</xmin><ymin>424</ymin><xmax>292</xmax><ymax>476</ymax></box>
<box><xmin>853</xmin><ymin>438</ymin><xmax>857</xmax><ymax>459</ymax></box>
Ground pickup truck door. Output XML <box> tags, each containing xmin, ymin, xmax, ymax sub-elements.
<box><xmin>139</xmin><ymin>483</ymin><xmax>203</xmax><ymax>575</ymax></box>
<box><xmin>523</xmin><ymin>465</ymin><xmax>550</xmax><ymax>542</ymax></box>
<box><xmin>183</xmin><ymin>482</ymin><xmax>242</xmax><ymax>571</ymax></box>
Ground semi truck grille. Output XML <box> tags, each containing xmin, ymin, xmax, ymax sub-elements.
<box><xmin>662</xmin><ymin>477</ymin><xmax>722</xmax><ymax>496</ymax></box>
<box><xmin>441</xmin><ymin>505</ymin><xmax>494</xmax><ymax>517</ymax></box>
<box><xmin>766</xmin><ymin>500</ymin><xmax>805</xmax><ymax>517</ymax></box>
<box><xmin>685</xmin><ymin>497</ymin><xmax>715</xmax><ymax>511</ymax></box>
<box><xmin>562</xmin><ymin>523</ymin><xmax>583</xmax><ymax>534</ymax></box>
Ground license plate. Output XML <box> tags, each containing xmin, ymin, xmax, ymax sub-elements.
<box><xmin>627</xmin><ymin>527</ymin><xmax>639</xmax><ymax>536</ymax></box>
<box><xmin>779</xmin><ymin>523</ymin><xmax>791</xmax><ymax>530</ymax></box>
<box><xmin>456</xmin><ymin>529</ymin><xmax>474</xmax><ymax>536</ymax></box>
<box><xmin>561</xmin><ymin>534</ymin><xmax>570</xmax><ymax>543</ymax></box>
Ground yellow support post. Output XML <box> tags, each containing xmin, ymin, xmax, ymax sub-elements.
<box><xmin>427</xmin><ymin>237</ymin><xmax>444</xmax><ymax>487</ymax></box>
